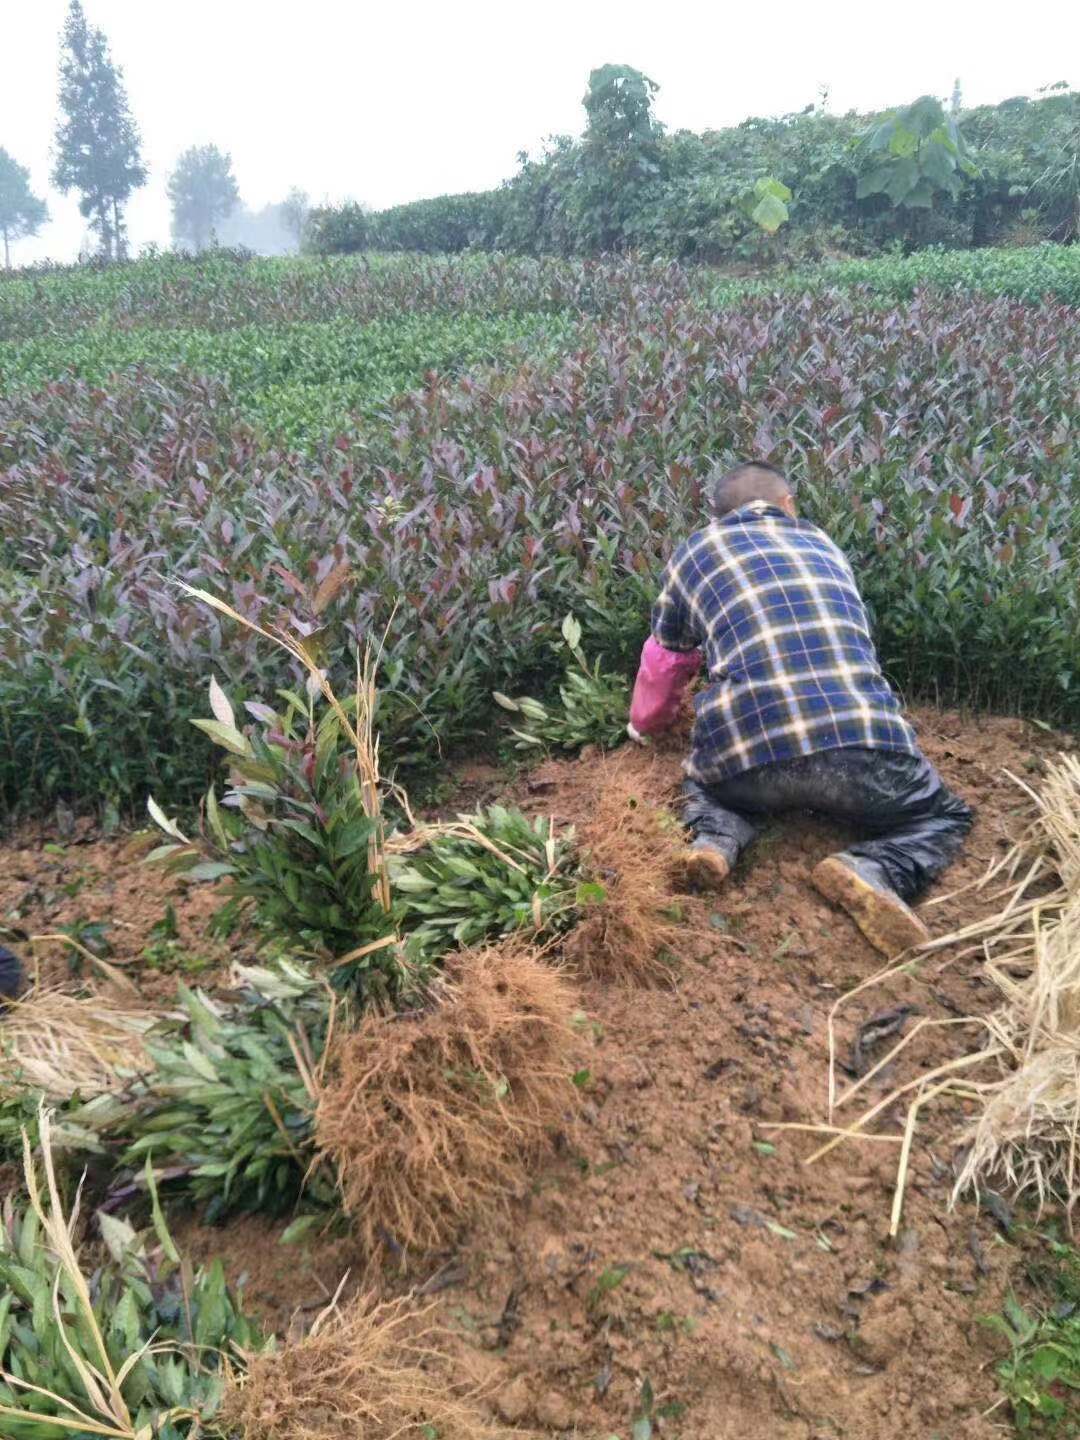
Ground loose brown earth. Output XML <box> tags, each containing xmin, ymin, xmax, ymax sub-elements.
<box><xmin>1</xmin><ymin>706</ymin><xmax>1071</xmax><ymax>1438</ymax></box>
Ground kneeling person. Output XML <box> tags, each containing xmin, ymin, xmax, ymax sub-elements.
<box><xmin>628</xmin><ymin>461</ymin><xmax>973</xmax><ymax>958</ymax></box>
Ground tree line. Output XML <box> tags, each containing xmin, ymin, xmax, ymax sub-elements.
<box><xmin>0</xmin><ymin>0</ymin><xmax>309</xmax><ymax>268</ymax></box>
<box><xmin>307</xmin><ymin>65</ymin><xmax>1080</xmax><ymax>263</ymax></box>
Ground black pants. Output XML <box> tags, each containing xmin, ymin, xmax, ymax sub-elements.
<box><xmin>683</xmin><ymin>747</ymin><xmax>974</xmax><ymax>901</ymax></box>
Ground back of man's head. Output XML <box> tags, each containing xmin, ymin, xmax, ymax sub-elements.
<box><xmin>709</xmin><ymin>461</ymin><xmax>792</xmax><ymax>518</ymax></box>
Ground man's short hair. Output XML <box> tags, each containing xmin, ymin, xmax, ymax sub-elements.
<box><xmin>709</xmin><ymin>460</ymin><xmax>791</xmax><ymax>518</ymax></box>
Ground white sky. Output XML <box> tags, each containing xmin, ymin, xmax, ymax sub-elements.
<box><xmin>3</xmin><ymin>0</ymin><xmax>1078</xmax><ymax>263</ymax></box>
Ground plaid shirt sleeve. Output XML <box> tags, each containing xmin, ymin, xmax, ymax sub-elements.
<box><xmin>651</xmin><ymin>548</ymin><xmax>702</xmax><ymax>654</ymax></box>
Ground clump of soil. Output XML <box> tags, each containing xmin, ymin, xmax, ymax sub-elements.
<box><xmin>224</xmin><ymin>1293</ymin><xmax>507</xmax><ymax>1440</ymax></box>
<box><xmin>314</xmin><ymin>940</ymin><xmax>583</xmax><ymax>1258</ymax></box>
<box><xmin>559</xmin><ymin>752</ymin><xmax>697</xmax><ymax>985</ymax></box>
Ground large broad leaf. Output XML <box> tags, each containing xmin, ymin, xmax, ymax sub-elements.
<box><xmin>903</xmin><ymin>94</ymin><xmax>948</xmax><ymax>137</ymax></box>
<box><xmin>883</xmin><ymin>155</ymin><xmax>920</xmax><ymax>204</ymax></box>
<box><xmin>902</xmin><ymin>179</ymin><xmax>936</xmax><ymax>208</ymax></box>
<box><xmin>921</xmin><ymin>141</ymin><xmax>960</xmax><ymax>189</ymax></box>
<box><xmin>754</xmin><ymin>176</ymin><xmax>792</xmax><ymax>203</ymax></box>
<box><xmin>855</xmin><ymin>163</ymin><xmax>895</xmax><ymax>199</ymax></box>
<box><xmin>751</xmin><ymin>191</ymin><xmax>789</xmax><ymax>233</ymax></box>
<box><xmin>888</xmin><ymin>125</ymin><xmax>920</xmax><ymax>158</ymax></box>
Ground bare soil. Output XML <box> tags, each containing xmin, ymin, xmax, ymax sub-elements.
<box><xmin>1</xmin><ymin>705</ymin><xmax>1072</xmax><ymax>1438</ymax></box>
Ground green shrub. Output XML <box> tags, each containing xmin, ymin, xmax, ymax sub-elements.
<box><xmin>148</xmin><ymin>680</ymin><xmax>400</xmax><ymax>998</ymax></box>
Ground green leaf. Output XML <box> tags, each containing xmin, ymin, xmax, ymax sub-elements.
<box><xmin>98</xmin><ymin>1211</ymin><xmax>139</xmax><ymax>1266</ymax></box>
<box><xmin>750</xmin><ymin>192</ymin><xmax>788</xmax><ymax>234</ymax></box>
<box><xmin>194</xmin><ymin>1260</ymin><xmax>229</xmax><ymax>1347</ymax></box>
<box><xmin>185</xmin><ymin>861</ymin><xmax>234</xmax><ymax>882</ymax></box>
<box><xmin>208</xmin><ymin>675</ymin><xmax>236</xmax><ymax>731</ymax></box>
<box><xmin>279</xmin><ymin>1214</ymin><xmax>322</xmax><ymax>1246</ymax></box>
<box><xmin>206</xmin><ymin>785</ymin><xmax>230</xmax><ymax>849</ymax></box>
<box><xmin>766</xmin><ymin>1220</ymin><xmax>798</xmax><ymax>1241</ymax></box>
<box><xmin>145</xmin><ymin>1154</ymin><xmax>181</xmax><ymax>1264</ymax></box>
<box><xmin>147</xmin><ymin>796</ymin><xmax>189</xmax><ymax>843</ymax></box>
<box><xmin>561</xmin><ymin>614</ymin><xmax>583</xmax><ymax>650</ymax></box>
<box><xmin>190</xmin><ymin>717</ymin><xmax>253</xmax><ymax>758</ymax></box>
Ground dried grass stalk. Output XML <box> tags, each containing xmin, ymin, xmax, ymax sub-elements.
<box><xmin>823</xmin><ymin>753</ymin><xmax>1080</xmax><ymax>1221</ymax></box>
<box><xmin>954</xmin><ymin>869</ymin><xmax>1080</xmax><ymax>1211</ymax></box>
<box><xmin>0</xmin><ymin>990</ymin><xmax>155</xmax><ymax>1102</ymax></box>
<box><xmin>562</xmin><ymin>754</ymin><xmax>691</xmax><ymax>985</ymax></box>
<box><xmin>223</xmin><ymin>1293</ymin><xmax>504</xmax><ymax>1440</ymax></box>
<box><xmin>314</xmin><ymin>938</ymin><xmax>581</xmax><ymax>1256</ymax></box>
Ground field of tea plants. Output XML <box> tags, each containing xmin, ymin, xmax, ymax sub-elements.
<box><xmin>2</xmin><ymin>241</ymin><xmax>1080</xmax><ymax>1440</ymax></box>
<box><xmin>0</xmin><ymin>244</ymin><xmax>1078</xmax><ymax>818</ymax></box>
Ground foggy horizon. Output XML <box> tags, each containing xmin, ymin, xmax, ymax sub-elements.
<box><xmin>4</xmin><ymin>0</ymin><xmax>1079</xmax><ymax>264</ymax></box>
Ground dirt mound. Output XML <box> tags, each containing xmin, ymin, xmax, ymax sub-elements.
<box><xmin>314</xmin><ymin>940</ymin><xmax>583</xmax><ymax>1259</ymax></box>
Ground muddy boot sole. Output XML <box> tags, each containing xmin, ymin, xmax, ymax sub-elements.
<box><xmin>812</xmin><ymin>856</ymin><xmax>930</xmax><ymax>958</ymax></box>
<box><xmin>674</xmin><ymin>845</ymin><xmax>731</xmax><ymax>894</ymax></box>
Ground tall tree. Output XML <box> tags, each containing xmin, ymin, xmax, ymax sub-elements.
<box><xmin>52</xmin><ymin>0</ymin><xmax>146</xmax><ymax>260</ymax></box>
<box><xmin>280</xmin><ymin>187</ymin><xmax>310</xmax><ymax>250</ymax></box>
<box><xmin>168</xmin><ymin>144</ymin><xmax>240</xmax><ymax>251</ymax></box>
<box><xmin>577</xmin><ymin>64</ymin><xmax>664</xmax><ymax>250</ymax></box>
<box><xmin>0</xmin><ymin>149</ymin><xmax>48</xmax><ymax>268</ymax></box>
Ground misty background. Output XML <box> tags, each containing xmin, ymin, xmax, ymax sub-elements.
<box><xmin>4</xmin><ymin>0</ymin><xmax>1080</xmax><ymax>263</ymax></box>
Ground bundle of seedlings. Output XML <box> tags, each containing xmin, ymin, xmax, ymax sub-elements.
<box><xmin>223</xmin><ymin>1292</ymin><xmax>505</xmax><ymax>1440</ymax></box>
<box><xmin>147</xmin><ymin>671</ymin><xmax>403</xmax><ymax>1002</ymax></box>
<box><xmin>150</xmin><ymin>661</ymin><xmax>587</xmax><ymax>999</ymax></box>
<box><xmin>314</xmin><ymin>938</ymin><xmax>583</xmax><ymax>1257</ymax></box>
<box><xmin>494</xmin><ymin>613</ymin><xmax>629</xmax><ymax>752</ymax></box>
<box><xmin>0</xmin><ymin>1111</ymin><xmax>267</xmax><ymax>1440</ymax></box>
<box><xmin>390</xmin><ymin>803</ymin><xmax>580</xmax><ymax>958</ymax></box>
<box><xmin>48</xmin><ymin>960</ymin><xmax>339</xmax><ymax>1222</ymax></box>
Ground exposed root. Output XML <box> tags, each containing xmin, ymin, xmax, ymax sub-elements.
<box><xmin>562</xmin><ymin>752</ymin><xmax>696</xmax><ymax>985</ymax></box>
<box><xmin>314</xmin><ymin>939</ymin><xmax>581</xmax><ymax>1257</ymax></box>
<box><xmin>223</xmin><ymin>1293</ymin><xmax>505</xmax><ymax>1440</ymax></box>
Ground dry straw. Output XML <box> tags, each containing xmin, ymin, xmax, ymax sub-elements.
<box><xmin>0</xmin><ymin>989</ymin><xmax>154</xmax><ymax>1103</ymax></box>
<box><xmin>762</xmin><ymin>753</ymin><xmax>1080</xmax><ymax>1230</ymax></box>
<box><xmin>223</xmin><ymin>1292</ymin><xmax>506</xmax><ymax>1440</ymax></box>
<box><xmin>951</xmin><ymin>754</ymin><xmax>1080</xmax><ymax>1212</ymax></box>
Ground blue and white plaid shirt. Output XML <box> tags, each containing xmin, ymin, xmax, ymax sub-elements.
<box><xmin>653</xmin><ymin>502</ymin><xmax>918</xmax><ymax>783</ymax></box>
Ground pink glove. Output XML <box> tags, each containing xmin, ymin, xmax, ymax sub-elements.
<box><xmin>629</xmin><ymin>636</ymin><xmax>702</xmax><ymax>736</ymax></box>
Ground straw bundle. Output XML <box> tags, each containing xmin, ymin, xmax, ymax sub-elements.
<box><xmin>953</xmin><ymin>756</ymin><xmax>1080</xmax><ymax>1210</ymax></box>
<box><xmin>0</xmin><ymin>989</ymin><xmax>154</xmax><ymax>1102</ymax></box>
<box><xmin>762</xmin><ymin>753</ymin><xmax>1080</xmax><ymax>1231</ymax></box>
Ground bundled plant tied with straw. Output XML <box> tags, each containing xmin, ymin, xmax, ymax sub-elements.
<box><xmin>494</xmin><ymin>613</ymin><xmax>630</xmax><ymax>753</ymax></box>
<box><xmin>0</xmin><ymin>1109</ymin><xmax>267</xmax><ymax>1440</ymax></box>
